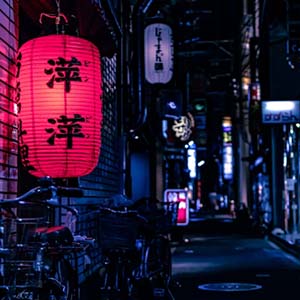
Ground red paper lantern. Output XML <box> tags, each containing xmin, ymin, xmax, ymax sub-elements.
<box><xmin>17</xmin><ymin>34</ymin><xmax>102</xmax><ymax>178</ymax></box>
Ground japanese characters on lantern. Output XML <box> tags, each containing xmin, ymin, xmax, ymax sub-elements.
<box><xmin>17</xmin><ymin>34</ymin><xmax>102</xmax><ymax>178</ymax></box>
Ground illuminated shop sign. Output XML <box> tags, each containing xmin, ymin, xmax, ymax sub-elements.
<box><xmin>187</xmin><ymin>146</ymin><xmax>196</xmax><ymax>178</ymax></box>
<box><xmin>160</xmin><ymin>89</ymin><xmax>182</xmax><ymax>118</ymax></box>
<box><xmin>222</xmin><ymin>117</ymin><xmax>233</xmax><ymax>180</ymax></box>
<box><xmin>144</xmin><ymin>23</ymin><xmax>174</xmax><ymax>84</ymax></box>
<box><xmin>223</xmin><ymin>146</ymin><xmax>233</xmax><ymax>180</ymax></box>
<box><xmin>261</xmin><ymin>100</ymin><xmax>300</xmax><ymax>124</ymax></box>
<box><xmin>171</xmin><ymin>112</ymin><xmax>195</xmax><ymax>142</ymax></box>
<box><xmin>248</xmin><ymin>82</ymin><xmax>261</xmax><ymax>101</ymax></box>
<box><xmin>164</xmin><ymin>189</ymin><xmax>189</xmax><ymax>226</ymax></box>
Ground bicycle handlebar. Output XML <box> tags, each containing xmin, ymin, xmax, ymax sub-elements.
<box><xmin>98</xmin><ymin>206</ymin><xmax>149</xmax><ymax>223</ymax></box>
<box><xmin>73</xmin><ymin>235</ymin><xmax>96</xmax><ymax>247</ymax></box>
<box><xmin>0</xmin><ymin>184</ymin><xmax>82</xmax><ymax>216</ymax></box>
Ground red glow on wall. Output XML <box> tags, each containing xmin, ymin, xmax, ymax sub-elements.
<box><xmin>17</xmin><ymin>34</ymin><xmax>102</xmax><ymax>178</ymax></box>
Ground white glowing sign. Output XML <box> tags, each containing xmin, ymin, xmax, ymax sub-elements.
<box><xmin>223</xmin><ymin>146</ymin><xmax>233</xmax><ymax>179</ymax></box>
<box><xmin>262</xmin><ymin>100</ymin><xmax>300</xmax><ymax>123</ymax></box>
<box><xmin>144</xmin><ymin>23</ymin><xmax>174</xmax><ymax>84</ymax></box>
<box><xmin>222</xmin><ymin>117</ymin><xmax>233</xmax><ymax>180</ymax></box>
<box><xmin>187</xmin><ymin>148</ymin><xmax>196</xmax><ymax>178</ymax></box>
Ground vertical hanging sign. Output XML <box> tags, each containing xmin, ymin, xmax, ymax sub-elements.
<box><xmin>144</xmin><ymin>23</ymin><xmax>174</xmax><ymax>84</ymax></box>
<box><xmin>222</xmin><ymin>116</ymin><xmax>233</xmax><ymax>180</ymax></box>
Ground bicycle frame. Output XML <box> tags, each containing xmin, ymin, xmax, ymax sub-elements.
<box><xmin>97</xmin><ymin>206</ymin><xmax>172</xmax><ymax>300</ymax></box>
<box><xmin>0</xmin><ymin>176</ymin><xmax>93</xmax><ymax>300</ymax></box>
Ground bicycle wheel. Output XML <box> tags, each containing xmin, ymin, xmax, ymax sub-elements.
<box><xmin>99</xmin><ymin>253</ymin><xmax>138</xmax><ymax>300</ymax></box>
<box><xmin>39</xmin><ymin>258</ymin><xmax>76</xmax><ymax>300</ymax></box>
<box><xmin>145</xmin><ymin>235</ymin><xmax>172</xmax><ymax>299</ymax></box>
<box><xmin>147</xmin><ymin>236</ymin><xmax>171</xmax><ymax>276</ymax></box>
<box><xmin>0</xmin><ymin>288</ymin><xmax>9</xmax><ymax>300</ymax></box>
<box><xmin>13</xmin><ymin>288</ymin><xmax>39</xmax><ymax>300</ymax></box>
<box><xmin>132</xmin><ymin>278</ymin><xmax>153</xmax><ymax>300</ymax></box>
<box><xmin>54</xmin><ymin>259</ymin><xmax>77</xmax><ymax>300</ymax></box>
<box><xmin>118</xmin><ymin>260</ymin><xmax>132</xmax><ymax>300</ymax></box>
<box><xmin>159</xmin><ymin>236</ymin><xmax>172</xmax><ymax>285</ymax></box>
<box><xmin>99</xmin><ymin>257</ymin><xmax>120</xmax><ymax>300</ymax></box>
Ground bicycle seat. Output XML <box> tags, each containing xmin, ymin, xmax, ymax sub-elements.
<box><xmin>32</xmin><ymin>226</ymin><xmax>74</xmax><ymax>246</ymax></box>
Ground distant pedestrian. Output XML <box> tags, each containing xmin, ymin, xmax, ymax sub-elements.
<box><xmin>203</xmin><ymin>154</ymin><xmax>220</xmax><ymax>211</ymax></box>
<box><xmin>235</xmin><ymin>203</ymin><xmax>252</xmax><ymax>233</ymax></box>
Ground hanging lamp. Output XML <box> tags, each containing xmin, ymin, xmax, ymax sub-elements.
<box><xmin>16</xmin><ymin>4</ymin><xmax>102</xmax><ymax>178</ymax></box>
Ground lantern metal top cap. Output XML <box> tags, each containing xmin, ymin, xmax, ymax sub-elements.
<box><xmin>39</xmin><ymin>0</ymin><xmax>68</xmax><ymax>34</ymax></box>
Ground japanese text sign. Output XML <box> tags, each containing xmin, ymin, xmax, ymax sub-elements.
<box><xmin>144</xmin><ymin>23</ymin><xmax>174</xmax><ymax>84</ymax></box>
<box><xmin>164</xmin><ymin>189</ymin><xmax>189</xmax><ymax>226</ymax></box>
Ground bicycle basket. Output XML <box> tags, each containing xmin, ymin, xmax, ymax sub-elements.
<box><xmin>99</xmin><ymin>213</ymin><xmax>139</xmax><ymax>251</ymax></box>
<box><xmin>155</xmin><ymin>202</ymin><xmax>179</xmax><ymax>233</ymax></box>
<box><xmin>151</xmin><ymin>214</ymin><xmax>171</xmax><ymax>234</ymax></box>
<box><xmin>168</xmin><ymin>201</ymin><xmax>179</xmax><ymax>227</ymax></box>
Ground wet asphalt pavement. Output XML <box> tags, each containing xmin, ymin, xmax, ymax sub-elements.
<box><xmin>81</xmin><ymin>215</ymin><xmax>300</xmax><ymax>299</ymax></box>
<box><xmin>168</xmin><ymin>217</ymin><xmax>300</xmax><ymax>300</ymax></box>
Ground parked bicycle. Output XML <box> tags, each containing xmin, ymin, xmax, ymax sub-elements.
<box><xmin>0</xmin><ymin>176</ymin><xmax>94</xmax><ymax>300</ymax></box>
<box><xmin>96</xmin><ymin>197</ymin><xmax>177</xmax><ymax>300</ymax></box>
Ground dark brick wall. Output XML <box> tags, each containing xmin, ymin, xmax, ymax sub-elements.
<box><xmin>79</xmin><ymin>55</ymin><xmax>121</xmax><ymax>202</ymax></box>
<box><xmin>61</xmin><ymin>54</ymin><xmax>122</xmax><ymax>282</ymax></box>
<box><xmin>0</xmin><ymin>0</ymin><xmax>19</xmax><ymax>198</ymax></box>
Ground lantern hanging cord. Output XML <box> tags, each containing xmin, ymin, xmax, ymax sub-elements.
<box><xmin>39</xmin><ymin>0</ymin><xmax>68</xmax><ymax>29</ymax></box>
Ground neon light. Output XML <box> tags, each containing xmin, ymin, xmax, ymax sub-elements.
<box><xmin>265</xmin><ymin>101</ymin><xmax>295</xmax><ymax>111</ymax></box>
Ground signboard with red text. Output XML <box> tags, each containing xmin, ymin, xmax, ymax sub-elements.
<box><xmin>164</xmin><ymin>189</ymin><xmax>189</xmax><ymax>226</ymax></box>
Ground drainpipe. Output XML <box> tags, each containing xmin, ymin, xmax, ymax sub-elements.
<box><xmin>119</xmin><ymin>0</ymin><xmax>128</xmax><ymax>195</ymax></box>
<box><xmin>130</xmin><ymin>0</ymin><xmax>155</xmax><ymax>133</ymax></box>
